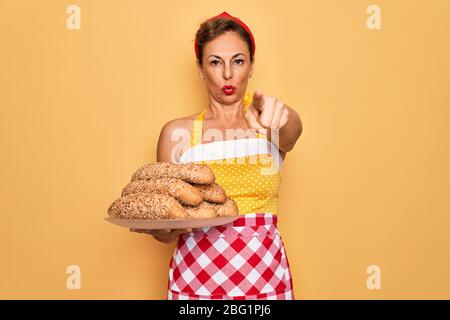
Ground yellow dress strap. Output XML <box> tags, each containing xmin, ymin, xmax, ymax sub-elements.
<box><xmin>190</xmin><ymin>110</ymin><xmax>206</xmax><ymax>148</ymax></box>
<box><xmin>243</xmin><ymin>92</ymin><xmax>252</xmax><ymax>110</ymax></box>
<box><xmin>244</xmin><ymin>92</ymin><xmax>267</xmax><ymax>140</ymax></box>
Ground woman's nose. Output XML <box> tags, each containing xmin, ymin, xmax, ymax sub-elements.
<box><xmin>223</xmin><ymin>63</ymin><xmax>233</xmax><ymax>79</ymax></box>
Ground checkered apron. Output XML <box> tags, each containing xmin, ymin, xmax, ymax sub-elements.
<box><xmin>167</xmin><ymin>213</ymin><xmax>295</xmax><ymax>300</ymax></box>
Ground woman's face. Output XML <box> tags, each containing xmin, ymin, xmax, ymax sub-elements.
<box><xmin>198</xmin><ymin>31</ymin><xmax>254</xmax><ymax>105</ymax></box>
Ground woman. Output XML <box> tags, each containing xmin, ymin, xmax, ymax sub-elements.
<box><xmin>131</xmin><ymin>11</ymin><xmax>302</xmax><ymax>300</ymax></box>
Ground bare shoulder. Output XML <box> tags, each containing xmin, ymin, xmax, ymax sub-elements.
<box><xmin>157</xmin><ymin>112</ymin><xmax>201</xmax><ymax>162</ymax></box>
<box><xmin>161</xmin><ymin>112</ymin><xmax>201</xmax><ymax>131</ymax></box>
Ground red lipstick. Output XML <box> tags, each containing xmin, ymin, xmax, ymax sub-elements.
<box><xmin>222</xmin><ymin>85</ymin><xmax>236</xmax><ymax>95</ymax></box>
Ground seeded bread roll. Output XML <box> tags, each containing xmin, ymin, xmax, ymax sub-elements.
<box><xmin>215</xmin><ymin>198</ymin><xmax>239</xmax><ymax>217</ymax></box>
<box><xmin>187</xmin><ymin>198</ymin><xmax>239</xmax><ymax>218</ymax></box>
<box><xmin>108</xmin><ymin>193</ymin><xmax>188</xmax><ymax>219</ymax></box>
<box><xmin>193</xmin><ymin>183</ymin><xmax>227</xmax><ymax>204</ymax></box>
<box><xmin>121</xmin><ymin>178</ymin><xmax>202</xmax><ymax>206</ymax></box>
<box><xmin>185</xmin><ymin>202</ymin><xmax>217</xmax><ymax>219</ymax></box>
<box><xmin>131</xmin><ymin>162</ymin><xmax>215</xmax><ymax>185</ymax></box>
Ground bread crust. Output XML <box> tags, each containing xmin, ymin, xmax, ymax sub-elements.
<box><xmin>108</xmin><ymin>193</ymin><xmax>188</xmax><ymax>219</ymax></box>
<box><xmin>193</xmin><ymin>183</ymin><xmax>227</xmax><ymax>203</ymax></box>
<box><xmin>131</xmin><ymin>162</ymin><xmax>215</xmax><ymax>185</ymax></box>
<box><xmin>121</xmin><ymin>178</ymin><xmax>202</xmax><ymax>206</ymax></box>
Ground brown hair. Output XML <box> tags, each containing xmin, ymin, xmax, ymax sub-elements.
<box><xmin>195</xmin><ymin>18</ymin><xmax>255</xmax><ymax>65</ymax></box>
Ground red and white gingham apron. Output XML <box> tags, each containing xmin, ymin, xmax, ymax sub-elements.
<box><xmin>167</xmin><ymin>213</ymin><xmax>295</xmax><ymax>300</ymax></box>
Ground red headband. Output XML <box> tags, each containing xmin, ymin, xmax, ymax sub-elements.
<box><xmin>194</xmin><ymin>11</ymin><xmax>256</xmax><ymax>60</ymax></box>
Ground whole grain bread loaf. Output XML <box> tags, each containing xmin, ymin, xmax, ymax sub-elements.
<box><xmin>131</xmin><ymin>162</ymin><xmax>215</xmax><ymax>185</ymax></box>
<box><xmin>108</xmin><ymin>193</ymin><xmax>188</xmax><ymax>219</ymax></box>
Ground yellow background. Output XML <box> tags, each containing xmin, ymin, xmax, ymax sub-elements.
<box><xmin>1</xmin><ymin>0</ymin><xmax>449</xmax><ymax>299</ymax></box>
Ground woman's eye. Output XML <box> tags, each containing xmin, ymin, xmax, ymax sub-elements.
<box><xmin>210</xmin><ymin>60</ymin><xmax>244</xmax><ymax>66</ymax></box>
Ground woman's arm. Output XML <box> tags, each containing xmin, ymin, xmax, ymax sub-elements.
<box><xmin>157</xmin><ymin>119</ymin><xmax>191</xmax><ymax>163</ymax></box>
<box><xmin>277</xmin><ymin>105</ymin><xmax>302</xmax><ymax>153</ymax></box>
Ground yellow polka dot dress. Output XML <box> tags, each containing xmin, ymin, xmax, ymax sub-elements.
<box><xmin>169</xmin><ymin>94</ymin><xmax>296</xmax><ymax>301</ymax></box>
<box><xmin>179</xmin><ymin>94</ymin><xmax>282</xmax><ymax>215</ymax></box>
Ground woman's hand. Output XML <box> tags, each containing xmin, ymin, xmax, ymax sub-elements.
<box><xmin>130</xmin><ymin>228</ymin><xmax>192</xmax><ymax>244</ymax></box>
<box><xmin>244</xmin><ymin>90</ymin><xmax>302</xmax><ymax>153</ymax></box>
<box><xmin>244</xmin><ymin>90</ymin><xmax>290</xmax><ymax>134</ymax></box>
